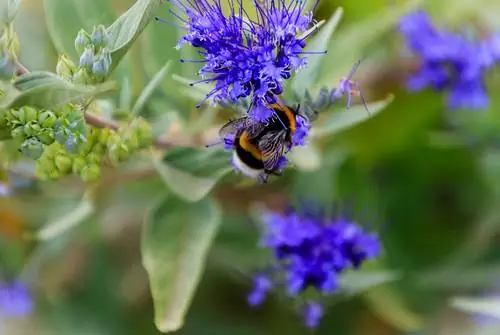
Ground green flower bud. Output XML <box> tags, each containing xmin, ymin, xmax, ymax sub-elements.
<box><xmin>20</xmin><ymin>137</ymin><xmax>45</xmax><ymax>160</ymax></box>
<box><xmin>75</xmin><ymin>29</ymin><xmax>91</xmax><ymax>55</ymax></box>
<box><xmin>43</xmin><ymin>142</ymin><xmax>62</xmax><ymax>157</ymax></box>
<box><xmin>79</xmin><ymin>45</ymin><xmax>95</xmax><ymax>69</ymax></box>
<box><xmin>10</xmin><ymin>126</ymin><xmax>25</xmax><ymax>140</ymax></box>
<box><xmin>9</xmin><ymin>108</ymin><xmax>24</xmax><ymax>124</ymax></box>
<box><xmin>23</xmin><ymin>122</ymin><xmax>41</xmax><ymax>137</ymax></box>
<box><xmin>124</xmin><ymin>132</ymin><xmax>139</xmax><ymax>151</ymax></box>
<box><xmin>91</xmin><ymin>25</ymin><xmax>108</xmax><ymax>48</ymax></box>
<box><xmin>72</xmin><ymin>156</ymin><xmax>86</xmax><ymax>173</ymax></box>
<box><xmin>55</xmin><ymin>155</ymin><xmax>72</xmax><ymax>173</ymax></box>
<box><xmin>86</xmin><ymin>152</ymin><xmax>102</xmax><ymax>164</ymax></box>
<box><xmin>98</xmin><ymin>128</ymin><xmax>111</xmax><ymax>144</ymax></box>
<box><xmin>37</xmin><ymin>129</ymin><xmax>55</xmax><ymax>145</ymax></box>
<box><xmin>108</xmin><ymin>143</ymin><xmax>129</xmax><ymax>165</ymax></box>
<box><xmin>72</xmin><ymin>68</ymin><xmax>88</xmax><ymax>85</ymax></box>
<box><xmin>131</xmin><ymin>118</ymin><xmax>153</xmax><ymax>148</ymax></box>
<box><xmin>56</xmin><ymin>54</ymin><xmax>76</xmax><ymax>79</ymax></box>
<box><xmin>22</xmin><ymin>106</ymin><xmax>38</xmax><ymax>123</ymax></box>
<box><xmin>38</xmin><ymin>111</ymin><xmax>56</xmax><ymax>128</ymax></box>
<box><xmin>80</xmin><ymin>164</ymin><xmax>101</xmax><ymax>182</ymax></box>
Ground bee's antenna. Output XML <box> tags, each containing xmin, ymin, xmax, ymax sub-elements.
<box><xmin>205</xmin><ymin>140</ymin><xmax>223</xmax><ymax>148</ymax></box>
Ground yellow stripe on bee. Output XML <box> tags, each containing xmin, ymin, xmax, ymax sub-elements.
<box><xmin>239</xmin><ymin>132</ymin><xmax>262</xmax><ymax>160</ymax></box>
<box><xmin>270</xmin><ymin>103</ymin><xmax>296</xmax><ymax>133</ymax></box>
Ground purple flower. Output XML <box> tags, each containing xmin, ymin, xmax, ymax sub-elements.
<box><xmin>247</xmin><ymin>205</ymin><xmax>381</xmax><ymax>328</ymax></box>
<box><xmin>247</xmin><ymin>274</ymin><xmax>273</xmax><ymax>306</ymax></box>
<box><xmin>0</xmin><ymin>281</ymin><xmax>34</xmax><ymax>317</ymax></box>
<box><xmin>303</xmin><ymin>302</ymin><xmax>323</xmax><ymax>329</ymax></box>
<box><xmin>166</xmin><ymin>0</ymin><xmax>323</xmax><ymax>121</ymax></box>
<box><xmin>399</xmin><ymin>10</ymin><xmax>498</xmax><ymax>110</ymax></box>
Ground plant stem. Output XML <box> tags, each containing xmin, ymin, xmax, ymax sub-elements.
<box><xmin>13</xmin><ymin>60</ymin><xmax>173</xmax><ymax>149</ymax></box>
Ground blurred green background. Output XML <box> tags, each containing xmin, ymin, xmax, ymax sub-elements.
<box><xmin>4</xmin><ymin>0</ymin><xmax>500</xmax><ymax>334</ymax></box>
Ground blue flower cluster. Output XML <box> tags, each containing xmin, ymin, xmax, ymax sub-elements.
<box><xmin>168</xmin><ymin>0</ymin><xmax>321</xmax><ymax>121</ymax></box>
<box><xmin>399</xmin><ymin>10</ymin><xmax>500</xmax><ymax>110</ymax></box>
<box><xmin>0</xmin><ymin>280</ymin><xmax>33</xmax><ymax>317</ymax></box>
<box><xmin>248</xmin><ymin>206</ymin><xmax>381</xmax><ymax>328</ymax></box>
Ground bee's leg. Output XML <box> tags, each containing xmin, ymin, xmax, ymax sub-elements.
<box><xmin>265</xmin><ymin>169</ymin><xmax>282</xmax><ymax>177</ymax></box>
<box><xmin>258</xmin><ymin>173</ymin><xmax>269</xmax><ymax>184</ymax></box>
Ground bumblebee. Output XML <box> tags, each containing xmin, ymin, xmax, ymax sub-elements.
<box><xmin>218</xmin><ymin>103</ymin><xmax>304</xmax><ymax>183</ymax></box>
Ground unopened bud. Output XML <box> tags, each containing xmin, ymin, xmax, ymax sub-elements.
<box><xmin>38</xmin><ymin>111</ymin><xmax>56</xmax><ymax>128</ymax></box>
<box><xmin>72</xmin><ymin>156</ymin><xmax>86</xmax><ymax>173</ymax></box>
<box><xmin>91</xmin><ymin>56</ymin><xmax>109</xmax><ymax>79</ymax></box>
<box><xmin>22</xmin><ymin>106</ymin><xmax>38</xmax><ymax>123</ymax></box>
<box><xmin>10</xmin><ymin>126</ymin><xmax>25</xmax><ymax>140</ymax></box>
<box><xmin>56</xmin><ymin>54</ymin><xmax>76</xmax><ymax>79</ymax></box>
<box><xmin>75</xmin><ymin>29</ymin><xmax>91</xmax><ymax>55</ymax></box>
<box><xmin>38</xmin><ymin>129</ymin><xmax>55</xmax><ymax>145</ymax></box>
<box><xmin>23</xmin><ymin>122</ymin><xmax>41</xmax><ymax>137</ymax></box>
<box><xmin>55</xmin><ymin>155</ymin><xmax>72</xmax><ymax>173</ymax></box>
<box><xmin>91</xmin><ymin>25</ymin><xmax>108</xmax><ymax>48</ymax></box>
<box><xmin>80</xmin><ymin>164</ymin><xmax>101</xmax><ymax>182</ymax></box>
<box><xmin>20</xmin><ymin>137</ymin><xmax>44</xmax><ymax>160</ymax></box>
<box><xmin>72</xmin><ymin>68</ymin><xmax>88</xmax><ymax>85</ymax></box>
<box><xmin>79</xmin><ymin>45</ymin><xmax>95</xmax><ymax>69</ymax></box>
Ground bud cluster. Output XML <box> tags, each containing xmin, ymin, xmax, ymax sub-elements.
<box><xmin>0</xmin><ymin>24</ymin><xmax>20</xmax><ymax>80</ymax></box>
<box><xmin>56</xmin><ymin>25</ymin><xmax>112</xmax><ymax>84</ymax></box>
<box><xmin>35</xmin><ymin>118</ymin><xmax>153</xmax><ymax>182</ymax></box>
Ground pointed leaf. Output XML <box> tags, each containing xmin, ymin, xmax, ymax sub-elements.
<box><xmin>37</xmin><ymin>194</ymin><xmax>94</xmax><ymax>241</ymax></box>
<box><xmin>311</xmin><ymin>95</ymin><xmax>393</xmax><ymax>138</ymax></box>
<box><xmin>452</xmin><ymin>297</ymin><xmax>500</xmax><ymax>319</ymax></box>
<box><xmin>339</xmin><ymin>270</ymin><xmax>401</xmax><ymax>296</ymax></box>
<box><xmin>132</xmin><ymin>61</ymin><xmax>171</xmax><ymax>116</ymax></box>
<box><xmin>105</xmin><ymin>0</ymin><xmax>162</xmax><ymax>72</ymax></box>
<box><xmin>1</xmin><ymin>72</ymin><xmax>116</xmax><ymax>109</ymax></box>
<box><xmin>142</xmin><ymin>194</ymin><xmax>221</xmax><ymax>333</ymax></box>
<box><xmin>290</xmin><ymin>8</ymin><xmax>343</xmax><ymax>96</ymax></box>
<box><xmin>153</xmin><ymin>147</ymin><xmax>232</xmax><ymax>202</ymax></box>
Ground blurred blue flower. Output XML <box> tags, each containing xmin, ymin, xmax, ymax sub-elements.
<box><xmin>0</xmin><ymin>281</ymin><xmax>33</xmax><ymax>318</ymax></box>
<box><xmin>399</xmin><ymin>10</ymin><xmax>499</xmax><ymax>110</ymax></box>
<box><xmin>166</xmin><ymin>0</ymin><xmax>322</xmax><ymax>121</ymax></box>
<box><xmin>248</xmin><ymin>205</ymin><xmax>381</xmax><ymax>328</ymax></box>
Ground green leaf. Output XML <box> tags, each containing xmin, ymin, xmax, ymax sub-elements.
<box><xmin>339</xmin><ymin>270</ymin><xmax>401</xmax><ymax>296</ymax></box>
<box><xmin>142</xmin><ymin>194</ymin><xmax>222</xmax><ymax>333</ymax></box>
<box><xmin>132</xmin><ymin>61</ymin><xmax>171</xmax><ymax>116</ymax></box>
<box><xmin>290</xmin><ymin>8</ymin><xmax>343</xmax><ymax>96</ymax></box>
<box><xmin>36</xmin><ymin>193</ymin><xmax>94</xmax><ymax>241</ymax></box>
<box><xmin>105</xmin><ymin>0</ymin><xmax>162</xmax><ymax>72</ymax></box>
<box><xmin>43</xmin><ymin>0</ymin><xmax>116</xmax><ymax>59</ymax></box>
<box><xmin>0</xmin><ymin>0</ymin><xmax>21</xmax><ymax>25</ymax></box>
<box><xmin>152</xmin><ymin>147</ymin><xmax>232</xmax><ymax>202</ymax></box>
<box><xmin>451</xmin><ymin>297</ymin><xmax>500</xmax><ymax>318</ymax></box>
<box><xmin>1</xmin><ymin>72</ymin><xmax>116</xmax><ymax>109</ymax></box>
<box><xmin>315</xmin><ymin>0</ymin><xmax>421</xmax><ymax>89</ymax></box>
<box><xmin>311</xmin><ymin>95</ymin><xmax>393</xmax><ymax>138</ymax></box>
<box><xmin>288</xmin><ymin>142</ymin><xmax>322</xmax><ymax>171</ymax></box>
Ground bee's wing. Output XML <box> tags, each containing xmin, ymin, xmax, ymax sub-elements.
<box><xmin>219</xmin><ymin>117</ymin><xmax>265</xmax><ymax>139</ymax></box>
<box><xmin>258</xmin><ymin>130</ymin><xmax>287</xmax><ymax>172</ymax></box>
<box><xmin>219</xmin><ymin>117</ymin><xmax>250</xmax><ymax>137</ymax></box>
